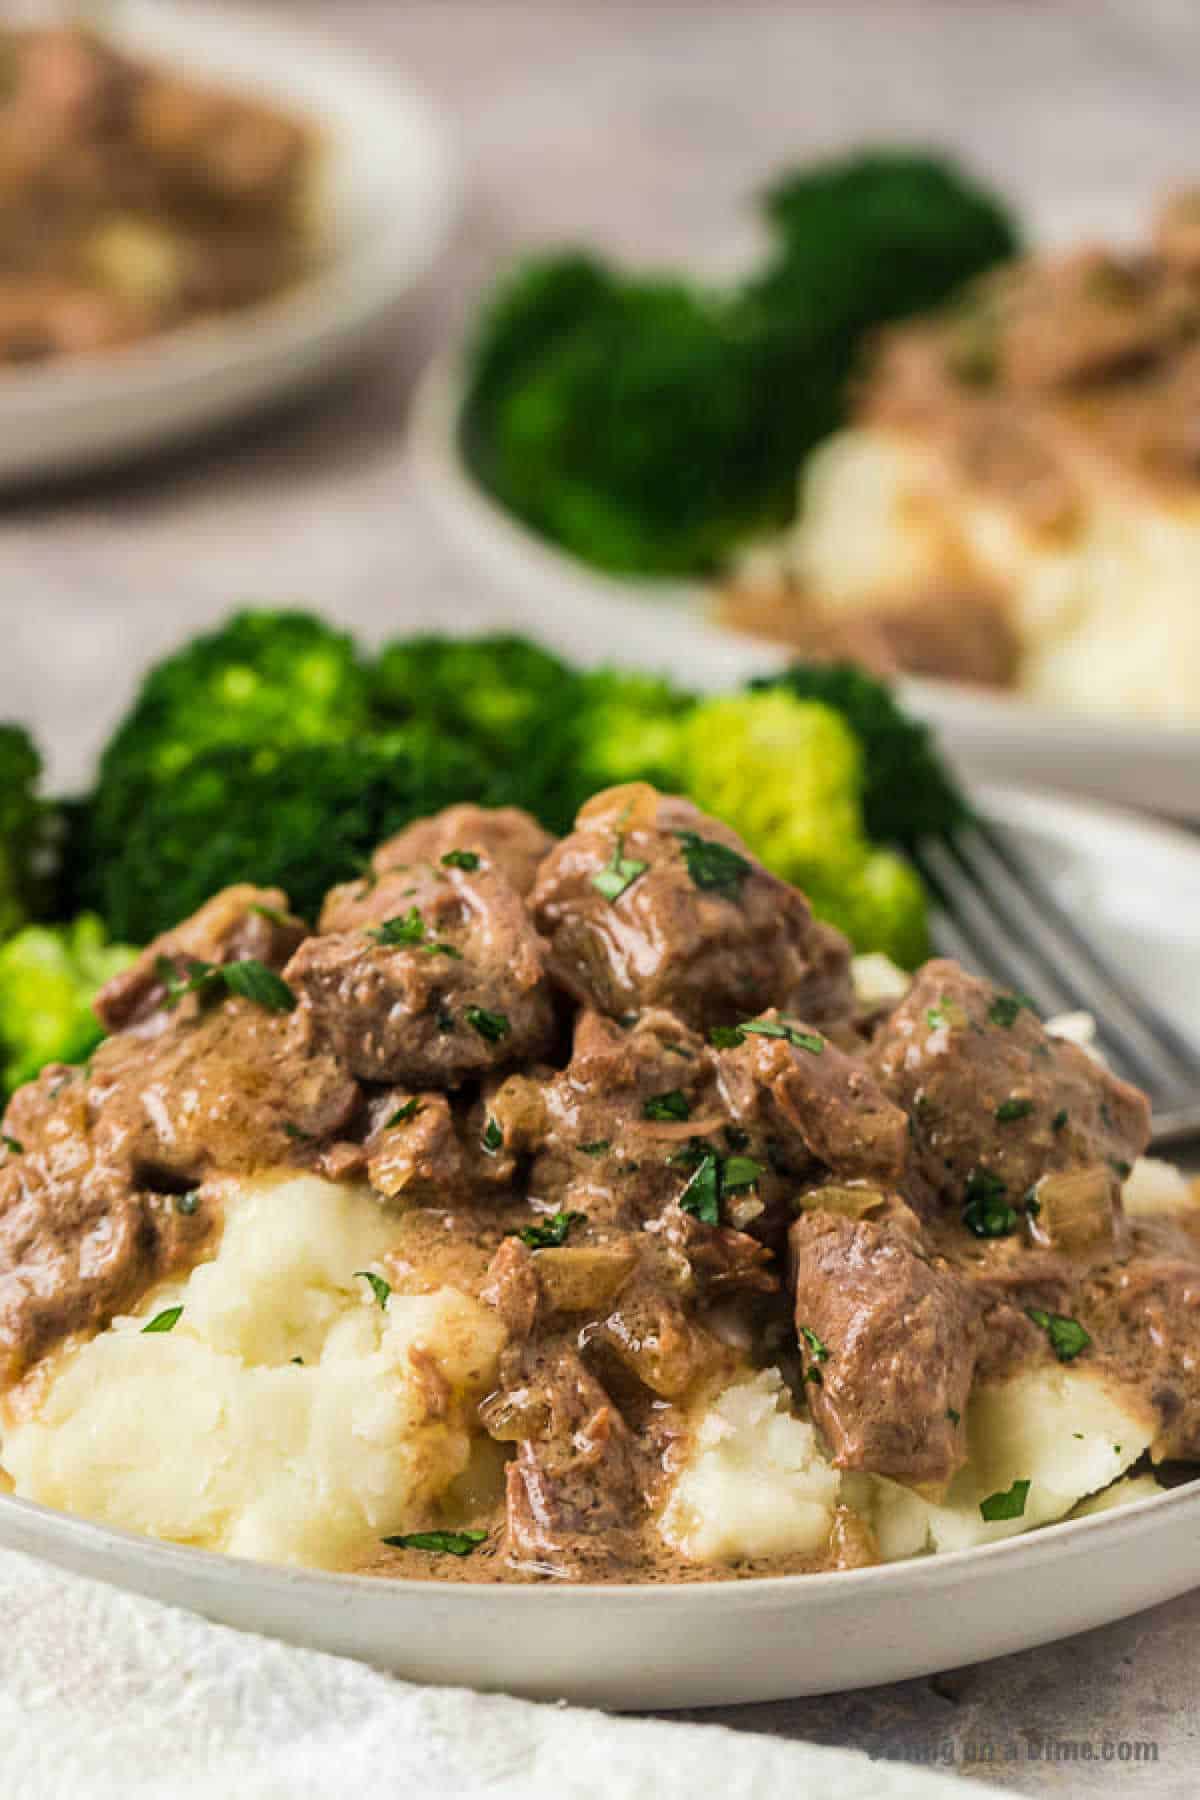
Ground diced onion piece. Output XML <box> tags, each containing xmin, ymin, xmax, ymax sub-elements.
<box><xmin>796</xmin><ymin>1183</ymin><xmax>887</xmax><ymax>1221</ymax></box>
<box><xmin>1027</xmin><ymin>1164</ymin><xmax>1118</xmax><ymax>1252</ymax></box>
<box><xmin>533</xmin><ymin>1245</ymin><xmax>636</xmax><ymax>1313</ymax></box>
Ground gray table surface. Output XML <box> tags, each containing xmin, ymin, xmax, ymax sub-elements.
<box><xmin>2</xmin><ymin>1</ymin><xmax>1198</xmax><ymax>1788</ymax></box>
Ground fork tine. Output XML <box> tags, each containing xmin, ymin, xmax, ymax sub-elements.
<box><xmin>917</xmin><ymin>836</ymin><xmax>1183</xmax><ymax>1099</ymax></box>
<box><xmin>970</xmin><ymin>816</ymin><xmax>1200</xmax><ymax>1084</ymax></box>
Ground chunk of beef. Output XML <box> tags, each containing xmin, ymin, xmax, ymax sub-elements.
<box><xmin>94</xmin><ymin>884</ymin><xmax>306</xmax><ymax>1036</ymax></box>
<box><xmin>789</xmin><ymin>1210</ymin><xmax>979</xmax><ymax>1488</ymax></box>
<box><xmin>481</xmin><ymin>1345</ymin><xmax>642</xmax><ymax>1576</ymax></box>
<box><xmin>716</xmin><ymin>1011</ymin><xmax>908</xmax><ymax>1185</ymax></box>
<box><xmin>87</xmin><ymin>1000</ymin><xmax>360</xmax><ymax>1183</ymax></box>
<box><xmin>365</xmin><ymin>804</ymin><xmax>555</xmax><ymax>902</ymax></box>
<box><xmin>872</xmin><ymin>961</ymin><xmax>1150</xmax><ymax>1221</ymax></box>
<box><xmin>530</xmin><ymin>784</ymin><xmax>853</xmax><ymax>1035</ymax></box>
<box><xmin>1080</xmin><ymin>1252</ymin><xmax>1200</xmax><ymax>1461</ymax></box>
<box><xmin>288</xmin><ymin>863</ymin><xmax>556</xmax><ymax>1088</ymax></box>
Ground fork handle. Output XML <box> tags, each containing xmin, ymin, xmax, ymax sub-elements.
<box><xmin>1150</xmin><ymin>1103</ymin><xmax>1200</xmax><ymax>1153</ymax></box>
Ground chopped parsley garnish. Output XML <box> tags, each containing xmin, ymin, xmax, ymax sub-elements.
<box><xmin>1</xmin><ymin>1135</ymin><xmax>22</xmax><ymax>1155</ymax></box>
<box><xmin>482</xmin><ymin>1115</ymin><xmax>503</xmax><ymax>1154</ymax></box>
<box><xmin>1025</xmin><ymin>1308</ymin><xmax>1091</xmax><ymax>1363</ymax></box>
<box><xmin>946</xmin><ymin>1408</ymin><xmax>961</xmax><ymax>1427</ymax></box>
<box><xmin>667</xmin><ymin>1136</ymin><xmax>714</xmax><ymax>1169</ymax></box>
<box><xmin>799</xmin><ymin>1324</ymin><xmax>830</xmax><ymax>1364</ymax></box>
<box><xmin>678</xmin><ymin>1153</ymin><xmax>722</xmax><ymax>1225</ymax></box>
<box><xmin>175</xmin><ymin>1191</ymin><xmax>200</xmax><ymax>1216</ymax></box>
<box><xmin>509</xmin><ymin>1210</ymin><xmax>586</xmax><ymax>1250</ymax></box>
<box><xmin>1109</xmin><ymin>1158</ymin><xmax>1132</xmax><ymax>1180</ymax></box>
<box><xmin>386</xmin><ymin>1099</ymin><xmax>423</xmax><ymax>1128</ymax></box>
<box><xmin>382</xmin><ymin>1529</ymin><xmax>488</xmax><ymax>1558</ymax></box>
<box><xmin>578</xmin><ymin>1140</ymin><xmax>611</xmax><ymax>1157</ymax></box>
<box><xmin>995</xmin><ymin>1097</ymin><xmax>1034</xmax><ymax>1123</ymax></box>
<box><xmin>591</xmin><ymin>833</ymin><xmax>648</xmax><ymax>903</ymax></box>
<box><xmin>157</xmin><ymin>955</ymin><xmax>296</xmax><ymax>1014</ymax></box>
<box><xmin>368</xmin><ymin>907</ymin><xmax>461</xmax><ymax>958</ymax></box>
<box><xmin>709</xmin><ymin>1019</ymin><xmax>823</xmax><ymax>1054</ymax></box>
<box><xmin>355</xmin><ymin>1270</ymin><xmax>392</xmax><ymax>1310</ymax></box>
<box><xmin>926</xmin><ymin>1006</ymin><xmax>949</xmax><ymax>1030</ymax></box>
<box><xmin>464</xmin><ymin>1006</ymin><xmax>510</xmax><ymax>1043</ymax></box>
<box><xmin>249</xmin><ymin>902</ymin><xmax>293</xmax><ymax>928</ymax></box>
<box><xmin>962</xmin><ymin>1167</ymin><xmax>1018</xmax><ymax>1238</ymax></box>
<box><xmin>988</xmin><ymin>992</ymin><xmax>1035</xmax><ymax>1028</ymax></box>
<box><xmin>435</xmin><ymin>1007</ymin><xmax>456</xmax><ymax>1033</ymax></box>
<box><xmin>979</xmin><ymin>1479</ymin><xmax>1030</xmax><ymax>1522</ymax></box>
<box><xmin>441</xmin><ymin>849</ymin><xmax>481</xmax><ymax>871</ymax></box>
<box><xmin>282</xmin><ymin>1122</ymin><xmax>312</xmax><ymax>1141</ymax></box>
<box><xmin>142</xmin><ymin>1305</ymin><xmax>182</xmax><ymax>1334</ymax></box>
<box><xmin>721</xmin><ymin>1155</ymin><xmax>764</xmax><ymax>1194</ymax></box>
<box><xmin>1051</xmin><ymin>1109</ymin><xmax>1068</xmax><ymax>1133</ymax></box>
<box><xmin>674</xmin><ymin>830</ymin><xmax>752</xmax><ymax>899</ymax></box>
<box><xmin>642</xmin><ymin>1089</ymin><xmax>690</xmax><ymax>1123</ymax></box>
<box><xmin>291</xmin><ymin>1356</ymin><xmax>304</xmax><ymax>1366</ymax></box>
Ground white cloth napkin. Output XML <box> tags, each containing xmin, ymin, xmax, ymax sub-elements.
<box><xmin>0</xmin><ymin>1545</ymin><xmax>1018</xmax><ymax>1800</ymax></box>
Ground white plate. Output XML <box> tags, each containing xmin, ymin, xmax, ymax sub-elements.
<box><xmin>1</xmin><ymin>780</ymin><xmax>1197</xmax><ymax>1708</ymax></box>
<box><xmin>411</xmin><ymin>358</ymin><xmax>1200</xmax><ymax>822</ymax></box>
<box><xmin>0</xmin><ymin>1</ymin><xmax>458</xmax><ymax>486</ymax></box>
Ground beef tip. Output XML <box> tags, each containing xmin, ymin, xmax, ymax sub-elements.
<box><xmin>87</xmin><ymin>999</ymin><xmax>360</xmax><ymax>1184</ymax></box>
<box><xmin>999</xmin><ymin>249</ymin><xmax>1181</xmax><ymax>391</ymax></box>
<box><xmin>872</xmin><ymin>961</ymin><xmax>1150</xmax><ymax>1224</ymax></box>
<box><xmin>94</xmin><ymin>884</ymin><xmax>306</xmax><ymax>1035</ymax></box>
<box><xmin>789</xmin><ymin>1210</ymin><xmax>979</xmax><ymax>1488</ymax></box>
<box><xmin>288</xmin><ymin>863</ymin><xmax>556</xmax><ymax>1088</ymax></box>
<box><xmin>662</xmin><ymin>1209</ymin><xmax>779</xmax><ymax>1299</ymax></box>
<box><xmin>1080</xmin><ymin>1253</ymin><xmax>1200</xmax><ymax>1461</ymax></box>
<box><xmin>366</xmin><ymin>804</ymin><xmax>556</xmax><ymax>901</ymax></box>
<box><xmin>0</xmin><ymin>1066</ymin><xmax>214</xmax><ymax>1382</ymax></box>
<box><xmin>530</xmin><ymin>783</ymin><xmax>853</xmax><ymax>1035</ymax></box>
<box><xmin>480</xmin><ymin>1237</ymin><xmax>541</xmax><ymax>1341</ymax></box>
<box><xmin>582</xmin><ymin>1269</ymin><xmax>728</xmax><ymax>1399</ymax></box>
<box><xmin>716</xmin><ymin>1011</ymin><xmax>908</xmax><ymax>1186</ymax></box>
<box><xmin>363</xmin><ymin>1091</ymin><xmax>466</xmax><ymax>1202</ymax></box>
<box><xmin>481</xmin><ymin>1345</ymin><xmax>641</xmax><ymax>1575</ymax></box>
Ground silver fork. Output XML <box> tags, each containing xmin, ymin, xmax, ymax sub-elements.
<box><xmin>912</xmin><ymin>818</ymin><xmax>1200</xmax><ymax>1152</ymax></box>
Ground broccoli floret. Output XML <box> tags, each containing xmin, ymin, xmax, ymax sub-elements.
<box><xmin>368</xmin><ymin>634</ymin><xmax>583</xmax><ymax>830</ymax></box>
<box><xmin>0</xmin><ymin>914</ymin><xmax>137</xmax><ymax>1097</ymax></box>
<box><xmin>79</xmin><ymin>731</ymin><xmax>499</xmax><ymax>942</ymax></box>
<box><xmin>462</xmin><ymin>254</ymin><xmax>790</xmax><ymax>577</ymax></box>
<box><xmin>0</xmin><ymin>723</ymin><xmax>45</xmax><ymax>943</ymax></box>
<box><xmin>567</xmin><ymin>668</ymin><xmax>694</xmax><ymax>811</ymax></box>
<box><xmin>460</xmin><ymin>156</ymin><xmax>1017</xmax><ymax>579</ymax></box>
<box><xmin>754</xmin><ymin>662</ymin><xmax>969</xmax><ymax>846</ymax></box>
<box><xmin>675</xmin><ymin>689</ymin><xmax>929</xmax><ymax>965</ymax></box>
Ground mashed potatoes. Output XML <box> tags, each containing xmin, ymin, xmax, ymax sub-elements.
<box><xmin>780</xmin><ymin>425</ymin><xmax>1200</xmax><ymax>724</ymax></box>
<box><xmin>0</xmin><ymin>1175</ymin><xmax>505</xmax><ymax>1569</ymax></box>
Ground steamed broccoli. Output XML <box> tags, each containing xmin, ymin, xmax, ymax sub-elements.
<box><xmin>369</xmin><ymin>634</ymin><xmax>583</xmax><ymax>830</ymax></box>
<box><xmin>461</xmin><ymin>152</ymin><xmax>1017</xmax><ymax>578</ymax></box>
<box><xmin>753</xmin><ymin>662</ymin><xmax>969</xmax><ymax>846</ymax></box>
<box><xmin>568</xmin><ymin>668</ymin><xmax>694</xmax><ymax>808</ymax></box>
<box><xmin>674</xmin><ymin>690</ymin><xmax>929</xmax><ymax>966</ymax></box>
<box><xmin>80</xmin><ymin>730</ymin><xmax>500</xmax><ymax>941</ymax></box>
<box><xmin>0</xmin><ymin>724</ymin><xmax>45</xmax><ymax>943</ymax></box>
<box><xmin>0</xmin><ymin>914</ymin><xmax>136</xmax><ymax>1097</ymax></box>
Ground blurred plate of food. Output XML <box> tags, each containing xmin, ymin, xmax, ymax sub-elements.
<box><xmin>0</xmin><ymin>1</ymin><xmax>456</xmax><ymax>483</ymax></box>
<box><xmin>412</xmin><ymin>152</ymin><xmax>1200</xmax><ymax>819</ymax></box>
<box><xmin>1</xmin><ymin>610</ymin><xmax>1199</xmax><ymax>1704</ymax></box>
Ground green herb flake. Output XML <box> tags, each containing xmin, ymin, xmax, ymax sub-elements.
<box><xmin>386</xmin><ymin>1099</ymin><xmax>423</xmax><ymax>1128</ymax></box>
<box><xmin>578</xmin><ymin>1140</ymin><xmax>611</xmax><ymax>1157</ymax></box>
<box><xmin>674</xmin><ymin>830</ymin><xmax>753</xmax><ymax>899</ymax></box>
<box><xmin>1051</xmin><ymin>1109</ymin><xmax>1068</xmax><ymax>1133</ymax></box>
<box><xmin>464</xmin><ymin>1006</ymin><xmax>510</xmax><ymax>1044</ymax></box>
<box><xmin>509</xmin><ymin>1210</ymin><xmax>586</xmax><ymax>1250</ymax></box>
<box><xmin>678</xmin><ymin>1153</ymin><xmax>721</xmax><ymax>1226</ymax></box>
<box><xmin>721</xmin><ymin>1155</ymin><xmax>763</xmax><ymax>1195</ymax></box>
<box><xmin>591</xmin><ymin>833</ymin><xmax>648</xmax><ymax>903</ymax></box>
<box><xmin>709</xmin><ymin>1025</ymin><xmax>745</xmax><ymax>1049</ymax></box>
<box><xmin>799</xmin><ymin>1324</ymin><xmax>830</xmax><ymax>1364</ymax></box>
<box><xmin>1109</xmin><ymin>1158</ymin><xmax>1132</xmax><ymax>1181</ymax></box>
<box><xmin>368</xmin><ymin>908</ymin><xmax>428</xmax><ymax>948</ymax></box>
<box><xmin>282</xmin><ymin>1122</ymin><xmax>312</xmax><ymax>1142</ymax></box>
<box><xmin>174</xmin><ymin>1191</ymin><xmax>200</xmax><ymax>1216</ymax></box>
<box><xmin>1</xmin><ymin>1135</ymin><xmax>22</xmax><ymax>1156</ymax></box>
<box><xmin>291</xmin><ymin>1356</ymin><xmax>304</xmax><ymax>1366</ymax></box>
<box><xmin>995</xmin><ymin>1097</ymin><xmax>1034</xmax><ymax>1124</ymax></box>
<box><xmin>142</xmin><ymin>1305</ymin><xmax>183</xmax><ymax>1335</ymax></box>
<box><xmin>946</xmin><ymin>1407</ymin><xmax>961</xmax><ymax>1426</ymax></box>
<box><xmin>1025</xmin><ymin>1307</ymin><xmax>1091</xmax><ymax>1363</ymax></box>
<box><xmin>219</xmin><ymin>960</ymin><xmax>297</xmax><ymax>1012</ymax></box>
<box><xmin>980</xmin><ymin>1478</ymin><xmax>1030</xmax><ymax>1522</ymax></box>
<box><xmin>355</xmin><ymin>1270</ymin><xmax>392</xmax><ymax>1310</ymax></box>
<box><xmin>382</xmin><ymin>1529</ymin><xmax>488</xmax><ymax>1558</ymax></box>
<box><xmin>642</xmin><ymin>1089</ymin><xmax>690</xmax><ymax>1123</ymax></box>
<box><xmin>441</xmin><ymin>849</ymin><xmax>481</xmax><ymax>871</ymax></box>
<box><xmin>988</xmin><ymin>992</ymin><xmax>1035</xmax><ymax>1029</ymax></box>
<box><xmin>482</xmin><ymin>1116</ymin><xmax>504</xmax><ymax>1155</ymax></box>
<box><xmin>249</xmin><ymin>902</ymin><xmax>293</xmax><ymax>928</ymax></box>
<box><xmin>962</xmin><ymin>1168</ymin><xmax>1018</xmax><ymax>1238</ymax></box>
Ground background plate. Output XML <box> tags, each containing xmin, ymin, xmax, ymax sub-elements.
<box><xmin>411</xmin><ymin>357</ymin><xmax>1200</xmax><ymax>823</ymax></box>
<box><xmin>0</xmin><ymin>1</ymin><xmax>458</xmax><ymax>487</ymax></box>
<box><xmin>1</xmin><ymin>780</ymin><xmax>1196</xmax><ymax>1707</ymax></box>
